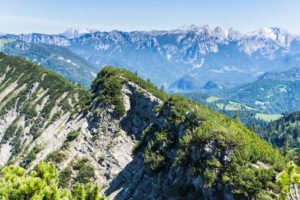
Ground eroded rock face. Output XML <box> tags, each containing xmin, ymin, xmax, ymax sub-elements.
<box><xmin>120</xmin><ymin>81</ymin><xmax>162</xmax><ymax>138</ymax></box>
<box><xmin>0</xmin><ymin>55</ymin><xmax>284</xmax><ymax>200</ymax></box>
<box><xmin>0</xmin><ymin>77</ymin><xmax>167</xmax><ymax>197</ymax></box>
<box><xmin>97</xmin><ymin>82</ymin><xmax>234</xmax><ymax>200</ymax></box>
<box><xmin>0</xmin><ymin>71</ymin><xmax>236</xmax><ymax>199</ymax></box>
<box><xmin>105</xmin><ymin>140</ymin><xmax>235</xmax><ymax>200</ymax></box>
<box><xmin>79</xmin><ymin>80</ymin><xmax>163</xmax><ymax>188</ymax></box>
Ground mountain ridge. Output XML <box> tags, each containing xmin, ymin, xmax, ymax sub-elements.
<box><xmin>0</xmin><ymin>53</ymin><xmax>286</xmax><ymax>199</ymax></box>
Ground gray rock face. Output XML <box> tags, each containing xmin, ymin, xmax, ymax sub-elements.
<box><xmin>99</xmin><ymin>82</ymin><xmax>235</xmax><ymax>200</ymax></box>
<box><xmin>120</xmin><ymin>82</ymin><xmax>162</xmax><ymax>138</ymax></box>
<box><xmin>0</xmin><ymin>66</ymin><xmax>234</xmax><ymax>199</ymax></box>
<box><xmin>105</xmin><ymin>140</ymin><xmax>234</xmax><ymax>200</ymax></box>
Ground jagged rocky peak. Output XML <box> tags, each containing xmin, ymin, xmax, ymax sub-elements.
<box><xmin>237</xmin><ymin>27</ymin><xmax>293</xmax><ymax>55</ymax></box>
<box><xmin>0</xmin><ymin>55</ymin><xmax>287</xmax><ymax>199</ymax></box>
<box><xmin>89</xmin><ymin>66</ymin><xmax>165</xmax><ymax>136</ymax></box>
<box><xmin>247</xmin><ymin>27</ymin><xmax>292</xmax><ymax>45</ymax></box>
<box><xmin>18</xmin><ymin>33</ymin><xmax>70</xmax><ymax>46</ymax></box>
<box><xmin>61</xmin><ymin>27</ymin><xmax>99</xmax><ymax>39</ymax></box>
<box><xmin>173</xmin><ymin>24</ymin><xmax>241</xmax><ymax>41</ymax></box>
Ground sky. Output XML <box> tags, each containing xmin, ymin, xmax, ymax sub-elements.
<box><xmin>1</xmin><ymin>0</ymin><xmax>300</xmax><ymax>34</ymax></box>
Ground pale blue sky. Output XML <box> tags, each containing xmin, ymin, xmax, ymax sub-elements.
<box><xmin>1</xmin><ymin>0</ymin><xmax>300</xmax><ymax>34</ymax></box>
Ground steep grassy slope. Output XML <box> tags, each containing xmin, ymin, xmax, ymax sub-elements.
<box><xmin>0</xmin><ymin>55</ymin><xmax>286</xmax><ymax>199</ymax></box>
<box><xmin>0</xmin><ymin>52</ymin><xmax>89</xmax><ymax>165</ymax></box>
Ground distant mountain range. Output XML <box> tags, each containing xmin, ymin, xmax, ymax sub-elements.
<box><xmin>0</xmin><ymin>35</ymin><xmax>97</xmax><ymax>88</ymax></box>
<box><xmin>1</xmin><ymin>25</ymin><xmax>300</xmax><ymax>115</ymax></box>
<box><xmin>2</xmin><ymin>25</ymin><xmax>300</xmax><ymax>90</ymax></box>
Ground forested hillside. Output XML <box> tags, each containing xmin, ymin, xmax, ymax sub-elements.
<box><xmin>259</xmin><ymin>111</ymin><xmax>300</xmax><ymax>149</ymax></box>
